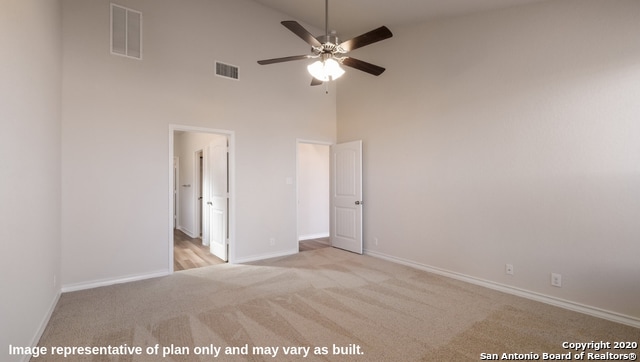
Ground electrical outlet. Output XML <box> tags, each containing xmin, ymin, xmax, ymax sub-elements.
<box><xmin>269</xmin><ymin>238</ymin><xmax>275</xmax><ymax>246</ymax></box>
<box><xmin>551</xmin><ymin>273</ymin><xmax>562</xmax><ymax>287</ymax></box>
<box><xmin>505</xmin><ymin>264</ymin><xmax>514</xmax><ymax>275</ymax></box>
<box><xmin>374</xmin><ymin>237</ymin><xmax>379</xmax><ymax>246</ymax></box>
<box><xmin>53</xmin><ymin>275</ymin><xmax>57</xmax><ymax>287</ymax></box>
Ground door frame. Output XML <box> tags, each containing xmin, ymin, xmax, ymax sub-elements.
<box><xmin>295</xmin><ymin>139</ymin><xmax>332</xmax><ymax>245</ymax></box>
<box><xmin>169</xmin><ymin>124</ymin><xmax>235</xmax><ymax>272</ymax></box>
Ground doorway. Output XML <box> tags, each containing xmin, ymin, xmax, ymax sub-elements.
<box><xmin>169</xmin><ymin>125</ymin><xmax>235</xmax><ymax>272</ymax></box>
<box><xmin>296</xmin><ymin>140</ymin><xmax>331</xmax><ymax>250</ymax></box>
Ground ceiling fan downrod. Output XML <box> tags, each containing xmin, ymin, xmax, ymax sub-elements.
<box><xmin>325</xmin><ymin>0</ymin><xmax>329</xmax><ymax>39</ymax></box>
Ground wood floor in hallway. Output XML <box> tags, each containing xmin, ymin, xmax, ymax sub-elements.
<box><xmin>173</xmin><ymin>229</ymin><xmax>225</xmax><ymax>271</ymax></box>
<box><xmin>299</xmin><ymin>237</ymin><xmax>330</xmax><ymax>252</ymax></box>
<box><xmin>174</xmin><ymin>229</ymin><xmax>331</xmax><ymax>271</ymax></box>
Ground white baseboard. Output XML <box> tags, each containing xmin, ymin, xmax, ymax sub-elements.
<box><xmin>364</xmin><ymin>249</ymin><xmax>640</xmax><ymax>329</ymax></box>
<box><xmin>298</xmin><ymin>233</ymin><xmax>330</xmax><ymax>241</ymax></box>
<box><xmin>233</xmin><ymin>249</ymin><xmax>299</xmax><ymax>264</ymax></box>
<box><xmin>61</xmin><ymin>270</ymin><xmax>170</xmax><ymax>293</ymax></box>
<box><xmin>176</xmin><ymin>226</ymin><xmax>196</xmax><ymax>239</ymax></box>
<box><xmin>22</xmin><ymin>289</ymin><xmax>61</xmax><ymax>362</ymax></box>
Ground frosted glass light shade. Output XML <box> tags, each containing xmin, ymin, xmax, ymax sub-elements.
<box><xmin>307</xmin><ymin>58</ymin><xmax>345</xmax><ymax>81</ymax></box>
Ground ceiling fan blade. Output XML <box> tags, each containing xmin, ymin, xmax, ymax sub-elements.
<box><xmin>341</xmin><ymin>57</ymin><xmax>386</xmax><ymax>76</ymax></box>
<box><xmin>257</xmin><ymin>55</ymin><xmax>311</xmax><ymax>65</ymax></box>
<box><xmin>339</xmin><ymin>26</ymin><xmax>393</xmax><ymax>52</ymax></box>
<box><xmin>310</xmin><ymin>77</ymin><xmax>323</xmax><ymax>86</ymax></box>
<box><xmin>281</xmin><ymin>21</ymin><xmax>322</xmax><ymax>48</ymax></box>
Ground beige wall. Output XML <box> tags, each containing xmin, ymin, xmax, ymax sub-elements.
<box><xmin>0</xmin><ymin>0</ymin><xmax>63</xmax><ymax>359</ymax></box>
<box><xmin>338</xmin><ymin>0</ymin><xmax>640</xmax><ymax>320</ymax></box>
<box><xmin>297</xmin><ymin>143</ymin><xmax>330</xmax><ymax>240</ymax></box>
<box><xmin>61</xmin><ymin>0</ymin><xmax>336</xmax><ymax>287</ymax></box>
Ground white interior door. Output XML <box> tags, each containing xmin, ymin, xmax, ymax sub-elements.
<box><xmin>330</xmin><ymin>140</ymin><xmax>363</xmax><ymax>254</ymax></box>
<box><xmin>203</xmin><ymin>136</ymin><xmax>228</xmax><ymax>261</ymax></box>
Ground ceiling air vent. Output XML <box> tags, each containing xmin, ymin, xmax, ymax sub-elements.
<box><xmin>215</xmin><ymin>61</ymin><xmax>239</xmax><ymax>80</ymax></box>
<box><xmin>111</xmin><ymin>3</ymin><xmax>142</xmax><ymax>59</ymax></box>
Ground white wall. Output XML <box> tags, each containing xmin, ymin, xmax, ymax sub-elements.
<box><xmin>338</xmin><ymin>0</ymin><xmax>640</xmax><ymax>321</ymax></box>
<box><xmin>60</xmin><ymin>0</ymin><xmax>336</xmax><ymax>287</ymax></box>
<box><xmin>297</xmin><ymin>143</ymin><xmax>330</xmax><ymax>240</ymax></box>
<box><xmin>0</xmin><ymin>0</ymin><xmax>63</xmax><ymax>359</ymax></box>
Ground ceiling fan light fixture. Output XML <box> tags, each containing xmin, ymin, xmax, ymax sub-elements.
<box><xmin>307</xmin><ymin>57</ymin><xmax>345</xmax><ymax>82</ymax></box>
<box><xmin>256</xmin><ymin>0</ymin><xmax>393</xmax><ymax>86</ymax></box>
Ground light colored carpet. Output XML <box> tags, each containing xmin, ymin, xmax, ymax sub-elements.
<box><xmin>34</xmin><ymin>247</ymin><xmax>639</xmax><ymax>361</ymax></box>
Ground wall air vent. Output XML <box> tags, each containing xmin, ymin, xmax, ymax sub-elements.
<box><xmin>111</xmin><ymin>3</ymin><xmax>142</xmax><ymax>59</ymax></box>
<box><xmin>215</xmin><ymin>61</ymin><xmax>239</xmax><ymax>80</ymax></box>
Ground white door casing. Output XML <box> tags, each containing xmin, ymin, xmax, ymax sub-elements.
<box><xmin>203</xmin><ymin>136</ymin><xmax>228</xmax><ymax>261</ymax></box>
<box><xmin>330</xmin><ymin>140</ymin><xmax>363</xmax><ymax>254</ymax></box>
<box><xmin>173</xmin><ymin>157</ymin><xmax>179</xmax><ymax>229</ymax></box>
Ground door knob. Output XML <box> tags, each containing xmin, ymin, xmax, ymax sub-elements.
<box><xmin>207</xmin><ymin>201</ymin><xmax>213</xmax><ymax>205</ymax></box>
<box><xmin>355</xmin><ymin>201</ymin><xmax>362</xmax><ymax>205</ymax></box>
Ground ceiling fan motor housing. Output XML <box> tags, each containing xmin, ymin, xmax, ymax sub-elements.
<box><xmin>314</xmin><ymin>35</ymin><xmax>345</xmax><ymax>55</ymax></box>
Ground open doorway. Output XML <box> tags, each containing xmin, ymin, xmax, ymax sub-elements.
<box><xmin>170</xmin><ymin>125</ymin><xmax>234</xmax><ymax>272</ymax></box>
<box><xmin>296</xmin><ymin>140</ymin><xmax>331</xmax><ymax>252</ymax></box>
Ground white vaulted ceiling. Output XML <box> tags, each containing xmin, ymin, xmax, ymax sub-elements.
<box><xmin>250</xmin><ymin>0</ymin><xmax>549</xmax><ymax>39</ymax></box>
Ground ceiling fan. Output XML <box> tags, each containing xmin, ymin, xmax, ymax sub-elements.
<box><xmin>257</xmin><ymin>0</ymin><xmax>393</xmax><ymax>86</ymax></box>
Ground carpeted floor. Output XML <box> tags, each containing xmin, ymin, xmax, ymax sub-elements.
<box><xmin>33</xmin><ymin>247</ymin><xmax>639</xmax><ymax>361</ymax></box>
